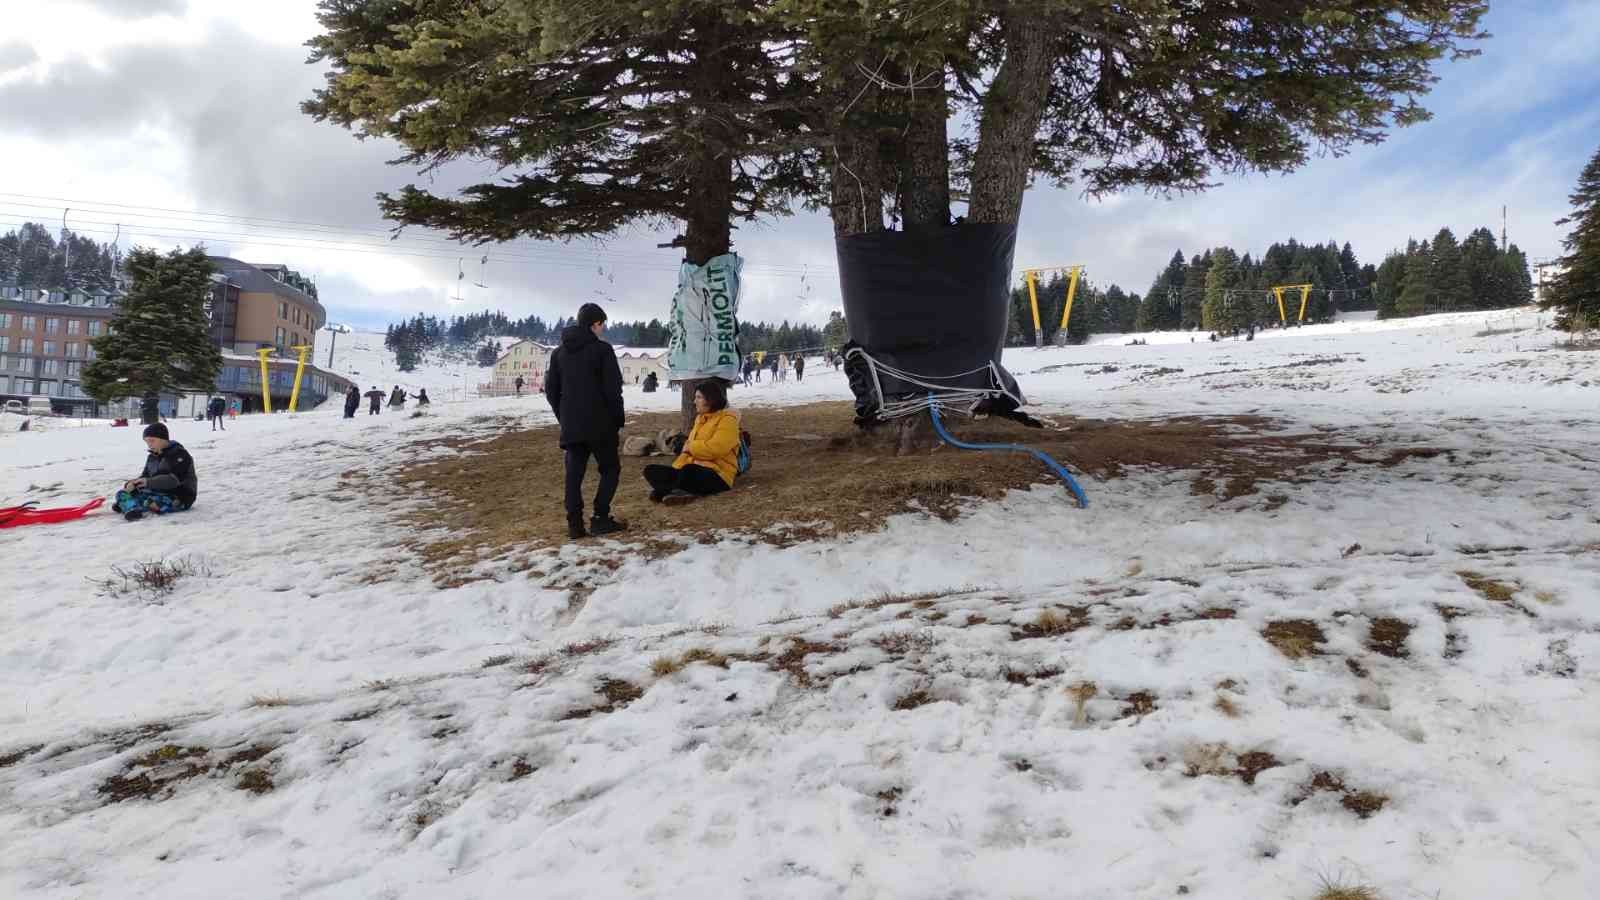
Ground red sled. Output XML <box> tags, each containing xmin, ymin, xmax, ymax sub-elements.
<box><xmin>0</xmin><ymin>497</ymin><xmax>106</xmax><ymax>529</ymax></box>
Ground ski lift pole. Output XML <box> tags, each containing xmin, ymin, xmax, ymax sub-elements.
<box><xmin>287</xmin><ymin>345</ymin><xmax>314</xmax><ymax>413</ymax></box>
<box><xmin>1025</xmin><ymin>270</ymin><xmax>1044</xmax><ymax>348</ymax></box>
<box><xmin>1059</xmin><ymin>265</ymin><xmax>1084</xmax><ymax>334</ymax></box>
<box><xmin>256</xmin><ymin>347</ymin><xmax>274</xmax><ymax>414</ymax></box>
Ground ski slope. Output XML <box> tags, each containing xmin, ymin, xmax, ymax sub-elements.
<box><xmin>1</xmin><ymin>306</ymin><xmax>1596</xmax><ymax>899</ymax></box>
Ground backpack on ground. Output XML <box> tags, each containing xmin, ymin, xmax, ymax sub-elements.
<box><xmin>736</xmin><ymin>430</ymin><xmax>753</xmax><ymax>476</ymax></box>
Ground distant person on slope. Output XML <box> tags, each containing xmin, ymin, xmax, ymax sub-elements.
<box><xmin>114</xmin><ymin>423</ymin><xmax>197</xmax><ymax>521</ymax></box>
<box><xmin>768</xmin><ymin>354</ymin><xmax>779</xmax><ymax>382</ymax></box>
<box><xmin>514</xmin><ymin>375</ymin><xmax>525</xmax><ymax>396</ymax></box>
<box><xmin>793</xmin><ymin>354</ymin><xmax>805</xmax><ymax>382</ymax></box>
<box><xmin>344</xmin><ymin>384</ymin><xmax>361</xmax><ymax>418</ymax></box>
<box><xmin>207</xmin><ymin>395</ymin><xmax>227</xmax><ymax>431</ymax></box>
<box><xmin>415</xmin><ymin>388</ymin><xmax>431</xmax><ymax>407</ymax></box>
<box><xmin>388</xmin><ymin>385</ymin><xmax>407</xmax><ymax>409</ymax></box>
<box><xmin>545</xmin><ymin>302</ymin><xmax>627</xmax><ymax>540</ymax></box>
<box><xmin>365</xmin><ymin>386</ymin><xmax>384</xmax><ymax>415</ymax></box>
<box><xmin>643</xmin><ymin>380</ymin><xmax>739</xmax><ymax>505</ymax></box>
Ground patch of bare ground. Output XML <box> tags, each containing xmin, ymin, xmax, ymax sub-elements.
<box><xmin>1367</xmin><ymin>618</ymin><xmax>1413</xmax><ymax>659</ymax></box>
<box><xmin>0</xmin><ymin>745</ymin><xmax>42</xmax><ymax>768</ymax></box>
<box><xmin>1012</xmin><ymin>606</ymin><xmax>1093</xmax><ymax>640</ymax></box>
<box><xmin>1457</xmin><ymin>570</ymin><xmax>1518</xmax><ymax>603</ymax></box>
<box><xmin>561</xmin><ymin>677</ymin><xmax>645</xmax><ymax>720</ymax></box>
<box><xmin>98</xmin><ymin>743</ymin><xmax>279</xmax><ymax>804</ymax></box>
<box><xmin>1177</xmin><ymin>743</ymin><xmax>1281</xmax><ymax>784</ymax></box>
<box><xmin>1118</xmin><ymin>691</ymin><xmax>1158</xmax><ymax>719</ymax></box>
<box><xmin>1003</xmin><ymin>666</ymin><xmax>1062</xmax><ymax>686</ymax></box>
<box><xmin>769</xmin><ymin>638</ymin><xmax>842</xmax><ymax>686</ymax></box>
<box><xmin>1262</xmin><ymin>619</ymin><xmax>1327</xmax><ymax>659</ymax></box>
<box><xmin>381</xmin><ymin>402</ymin><xmax>1450</xmax><ymax>581</ymax></box>
<box><xmin>891</xmin><ymin>690</ymin><xmax>936</xmax><ymax>711</ymax></box>
<box><xmin>1292</xmin><ymin>771</ymin><xmax>1390</xmax><ymax>819</ymax></box>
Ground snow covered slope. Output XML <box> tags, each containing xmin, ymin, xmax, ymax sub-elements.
<box><xmin>1</xmin><ymin>306</ymin><xmax>1596</xmax><ymax>899</ymax></box>
<box><xmin>315</xmin><ymin>329</ymin><xmax>496</xmax><ymax>402</ymax></box>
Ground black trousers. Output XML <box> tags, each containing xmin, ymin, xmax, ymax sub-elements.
<box><xmin>643</xmin><ymin>463</ymin><xmax>729</xmax><ymax>497</ymax></box>
<box><xmin>565</xmin><ymin>436</ymin><xmax>621</xmax><ymax>523</ymax></box>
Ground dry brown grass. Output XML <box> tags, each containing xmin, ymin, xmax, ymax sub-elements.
<box><xmin>248</xmin><ymin>694</ymin><xmax>292</xmax><ymax>708</ymax></box>
<box><xmin>1457</xmin><ymin>570</ymin><xmax>1517</xmax><ymax>603</ymax></box>
<box><xmin>1262</xmin><ymin>619</ymin><xmax>1327</xmax><ymax>659</ymax></box>
<box><xmin>1066</xmin><ymin>681</ymin><xmax>1098</xmax><ymax>725</ymax></box>
<box><xmin>382</xmin><ymin>402</ymin><xmax>1448</xmax><ymax>580</ymax></box>
<box><xmin>1213</xmin><ymin>693</ymin><xmax>1242</xmax><ymax>718</ymax></box>
<box><xmin>1367</xmin><ymin>618</ymin><xmax>1413</xmax><ymax>659</ymax></box>
<box><xmin>1313</xmin><ymin>882</ymin><xmax>1381</xmax><ymax>900</ymax></box>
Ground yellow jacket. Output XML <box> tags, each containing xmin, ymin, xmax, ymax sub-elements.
<box><xmin>674</xmin><ymin>409</ymin><xmax>740</xmax><ymax>486</ymax></box>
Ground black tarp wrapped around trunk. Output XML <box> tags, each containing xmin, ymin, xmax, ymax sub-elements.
<box><xmin>836</xmin><ymin>223</ymin><xmax>1023</xmax><ymax>421</ymax></box>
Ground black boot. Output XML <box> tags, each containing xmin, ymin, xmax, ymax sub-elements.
<box><xmin>589</xmin><ymin>515</ymin><xmax>627</xmax><ymax>537</ymax></box>
<box><xmin>124</xmin><ymin>508</ymin><xmax>145</xmax><ymax>522</ymax></box>
<box><xmin>567</xmin><ymin>519</ymin><xmax>588</xmax><ymax>540</ymax></box>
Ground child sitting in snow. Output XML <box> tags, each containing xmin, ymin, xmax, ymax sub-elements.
<box><xmin>114</xmin><ymin>423</ymin><xmax>198</xmax><ymax>521</ymax></box>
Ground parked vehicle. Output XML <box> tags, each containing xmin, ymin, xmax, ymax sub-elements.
<box><xmin>26</xmin><ymin>396</ymin><xmax>52</xmax><ymax>416</ymax></box>
<box><xmin>2</xmin><ymin>399</ymin><xmax>23</xmax><ymax>415</ymax></box>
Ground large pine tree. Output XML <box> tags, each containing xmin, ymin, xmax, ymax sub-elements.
<box><xmin>1429</xmin><ymin>227</ymin><xmax>1470</xmax><ymax>311</ymax></box>
<box><xmin>1395</xmin><ymin>245</ymin><xmax>1434</xmax><ymax>316</ymax></box>
<box><xmin>80</xmin><ymin>247</ymin><xmax>222</xmax><ymax>424</ymax></box>
<box><xmin>1541</xmin><ymin>145</ymin><xmax>1600</xmax><ymax>329</ymax></box>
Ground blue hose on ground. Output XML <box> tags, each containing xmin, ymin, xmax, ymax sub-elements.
<box><xmin>926</xmin><ymin>397</ymin><xmax>1089</xmax><ymax>508</ymax></box>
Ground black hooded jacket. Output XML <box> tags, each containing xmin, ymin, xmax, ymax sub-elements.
<box><xmin>136</xmin><ymin>441</ymin><xmax>198</xmax><ymax>508</ymax></box>
<box><xmin>545</xmin><ymin>324</ymin><xmax>624</xmax><ymax>447</ymax></box>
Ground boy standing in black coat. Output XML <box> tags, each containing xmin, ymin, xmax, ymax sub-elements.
<box><xmin>545</xmin><ymin>302</ymin><xmax>627</xmax><ymax>539</ymax></box>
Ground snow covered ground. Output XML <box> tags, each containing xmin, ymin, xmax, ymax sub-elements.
<box><xmin>1</xmin><ymin>307</ymin><xmax>1596</xmax><ymax>898</ymax></box>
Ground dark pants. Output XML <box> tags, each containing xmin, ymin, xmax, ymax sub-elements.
<box><xmin>344</xmin><ymin>404</ymin><xmax>357</xmax><ymax>418</ymax></box>
<box><xmin>644</xmin><ymin>463</ymin><xmax>729</xmax><ymax>498</ymax></box>
<box><xmin>210</xmin><ymin>413</ymin><xmax>225</xmax><ymax>430</ymax></box>
<box><xmin>565</xmin><ymin>436</ymin><xmax>621</xmax><ymax>524</ymax></box>
<box><xmin>369</xmin><ymin>400</ymin><xmax>380</xmax><ymax>415</ymax></box>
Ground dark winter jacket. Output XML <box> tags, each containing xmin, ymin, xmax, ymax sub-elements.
<box><xmin>545</xmin><ymin>324</ymin><xmax>624</xmax><ymax>447</ymax></box>
<box><xmin>207</xmin><ymin>397</ymin><xmax>226</xmax><ymax>418</ymax></box>
<box><xmin>345</xmin><ymin>388</ymin><xmax>361</xmax><ymax>410</ymax></box>
<box><xmin>136</xmin><ymin>441</ymin><xmax>198</xmax><ymax>509</ymax></box>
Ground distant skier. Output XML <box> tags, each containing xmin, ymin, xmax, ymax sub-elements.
<box><xmin>207</xmin><ymin>395</ymin><xmax>227</xmax><ymax>431</ymax></box>
<box><xmin>793</xmin><ymin>355</ymin><xmax>805</xmax><ymax>382</ymax></box>
<box><xmin>114</xmin><ymin>423</ymin><xmax>197</xmax><ymax>521</ymax></box>
<box><xmin>344</xmin><ymin>384</ymin><xmax>361</xmax><ymax>418</ymax></box>
<box><xmin>365</xmin><ymin>386</ymin><xmax>384</xmax><ymax>415</ymax></box>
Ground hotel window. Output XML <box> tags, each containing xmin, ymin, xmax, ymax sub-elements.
<box><xmin>279</xmin><ymin>301</ymin><xmax>289</xmax><ymax>319</ymax></box>
<box><xmin>0</xmin><ymin>313</ymin><xmax>9</xmax><ymax>328</ymax></box>
<box><xmin>45</xmin><ymin>318</ymin><xmax>59</xmax><ymax>333</ymax></box>
<box><xmin>66</xmin><ymin>361</ymin><xmax>81</xmax><ymax>377</ymax></box>
<box><xmin>67</xmin><ymin>319</ymin><xmax>81</xmax><ymax>335</ymax></box>
<box><xmin>275</xmin><ymin>327</ymin><xmax>287</xmax><ymax>347</ymax></box>
<box><xmin>0</xmin><ymin>375</ymin><xmax>8</xmax><ymax>393</ymax></box>
<box><xmin>42</xmin><ymin>341</ymin><xmax>56</xmax><ymax>356</ymax></box>
<box><xmin>0</xmin><ymin>337</ymin><xmax>7</xmax><ymax>353</ymax></box>
<box><xmin>43</xmin><ymin>359</ymin><xmax>59</xmax><ymax>376</ymax></box>
<box><xmin>21</xmin><ymin>316</ymin><xmax>35</xmax><ymax>330</ymax></box>
<box><xmin>87</xmin><ymin>321</ymin><xmax>102</xmax><ymax>336</ymax></box>
<box><xmin>66</xmin><ymin>342</ymin><xmax>80</xmax><ymax>358</ymax></box>
<box><xmin>20</xmin><ymin>338</ymin><xmax>33</xmax><ymax>354</ymax></box>
<box><xmin>86</xmin><ymin>344</ymin><xmax>96</xmax><ymax>360</ymax></box>
<box><xmin>15</xmin><ymin>379</ymin><xmax>32</xmax><ymax>394</ymax></box>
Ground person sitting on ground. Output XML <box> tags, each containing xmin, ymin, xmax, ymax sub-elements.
<box><xmin>643</xmin><ymin>380</ymin><xmax>739</xmax><ymax>505</ymax></box>
<box><xmin>114</xmin><ymin>423</ymin><xmax>198</xmax><ymax>521</ymax></box>
<box><xmin>415</xmin><ymin>388</ymin><xmax>431</xmax><ymax>407</ymax></box>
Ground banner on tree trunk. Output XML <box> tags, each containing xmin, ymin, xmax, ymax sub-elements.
<box><xmin>668</xmin><ymin>253</ymin><xmax>742</xmax><ymax>383</ymax></box>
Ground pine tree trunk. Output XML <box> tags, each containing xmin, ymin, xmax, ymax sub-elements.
<box><xmin>677</xmin><ymin>12</ymin><xmax>737</xmax><ymax>435</ymax></box>
<box><xmin>966</xmin><ymin>17</ymin><xmax>1054</xmax><ymax>224</ymax></box>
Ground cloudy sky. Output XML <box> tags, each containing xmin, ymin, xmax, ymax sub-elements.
<box><xmin>1</xmin><ymin>0</ymin><xmax>1596</xmax><ymax>331</ymax></box>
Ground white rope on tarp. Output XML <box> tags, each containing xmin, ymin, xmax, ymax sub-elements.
<box><xmin>843</xmin><ymin>346</ymin><xmax>1024</xmax><ymax>421</ymax></box>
